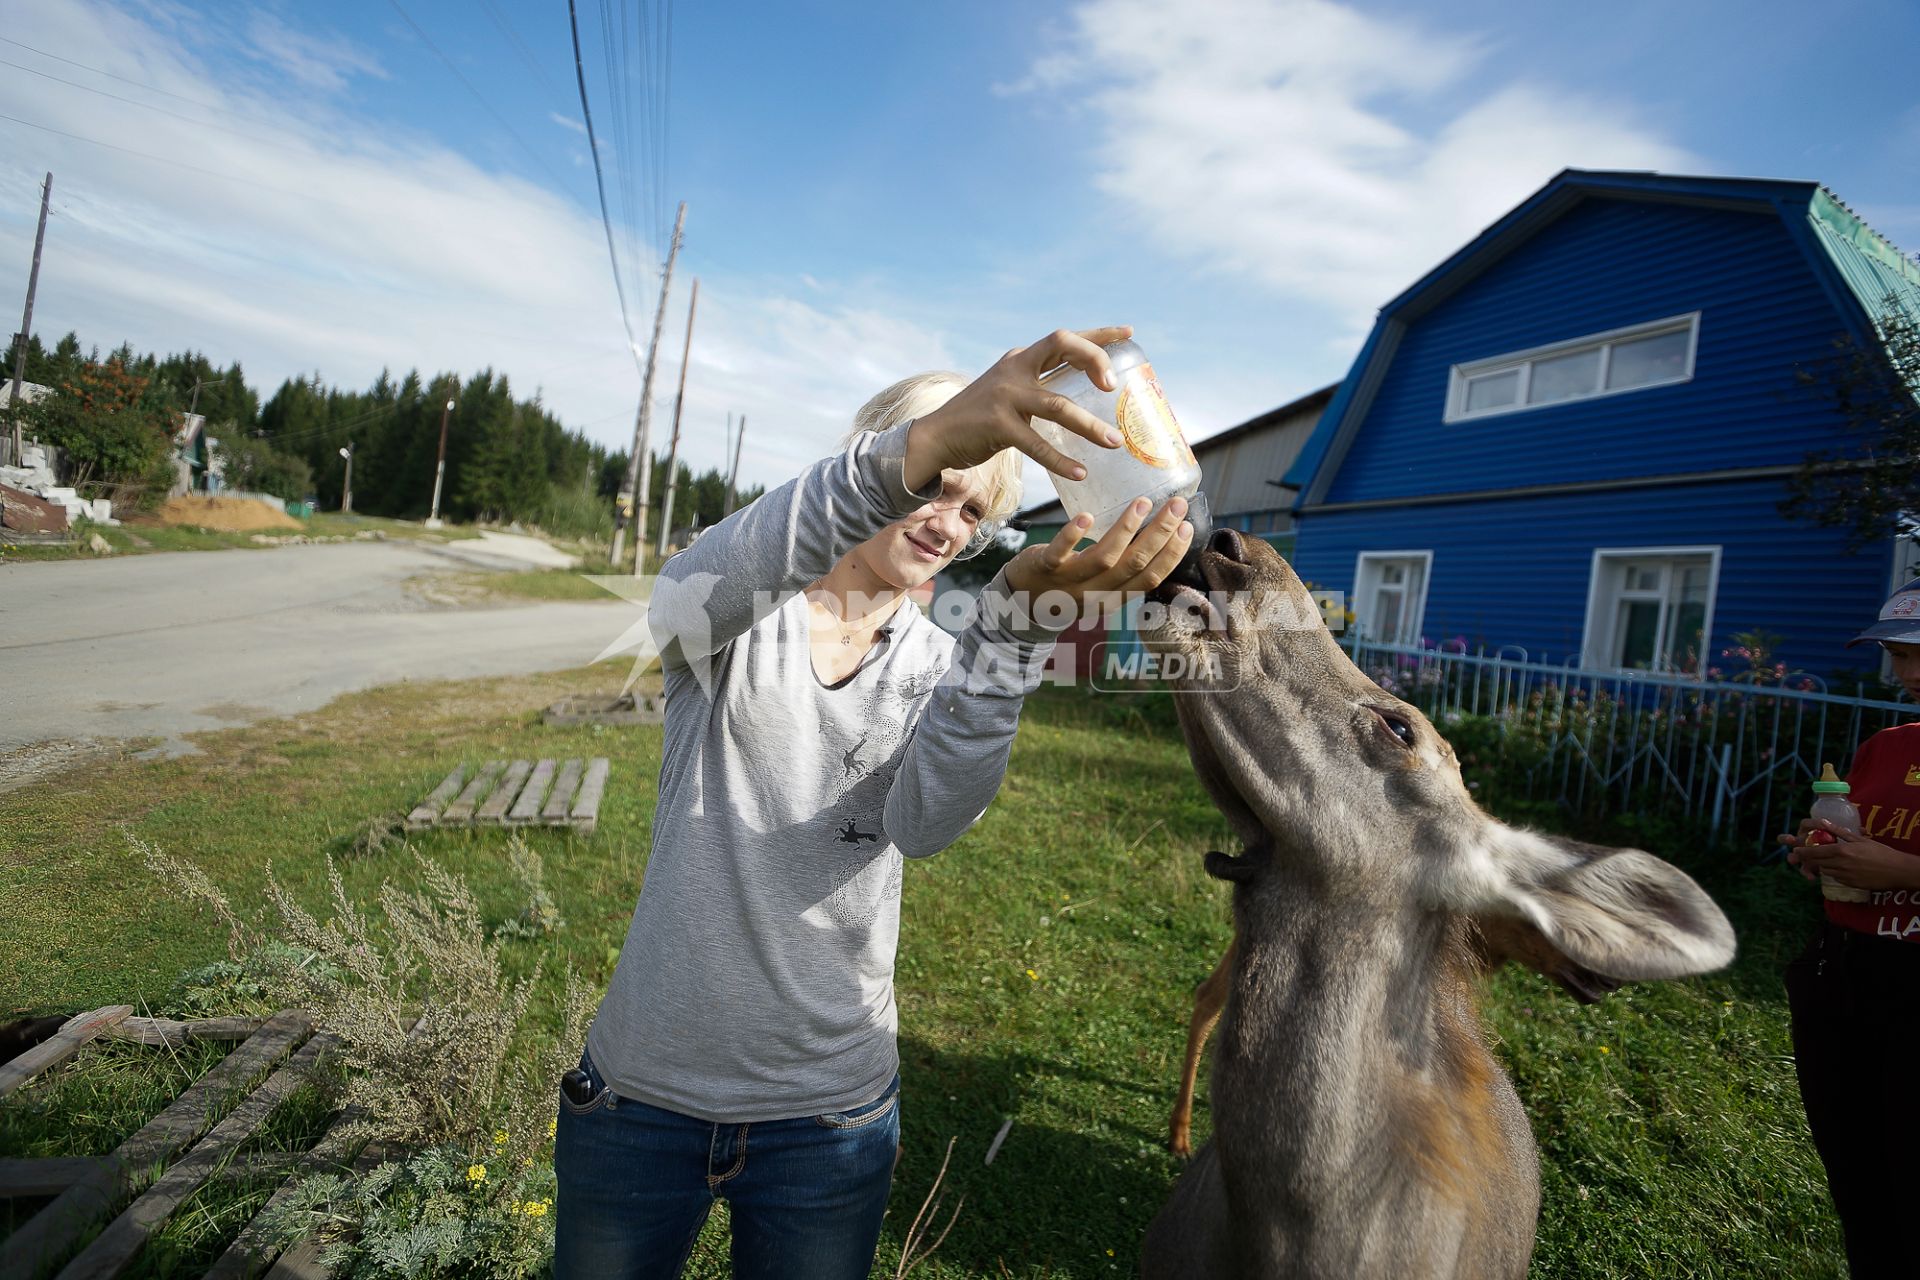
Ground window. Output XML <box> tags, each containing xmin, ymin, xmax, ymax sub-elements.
<box><xmin>1581</xmin><ymin>547</ymin><xmax>1721</xmax><ymax>673</ymax></box>
<box><xmin>1353</xmin><ymin>552</ymin><xmax>1432</xmax><ymax>646</ymax></box>
<box><xmin>1446</xmin><ymin>313</ymin><xmax>1699</xmax><ymax>422</ymax></box>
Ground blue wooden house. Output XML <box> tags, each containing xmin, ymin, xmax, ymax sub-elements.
<box><xmin>1283</xmin><ymin>170</ymin><xmax>1920</xmax><ymax>678</ymax></box>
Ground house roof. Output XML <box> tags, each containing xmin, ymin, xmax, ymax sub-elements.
<box><xmin>1283</xmin><ymin>169</ymin><xmax>1920</xmax><ymax>508</ymax></box>
<box><xmin>1015</xmin><ymin>382</ymin><xmax>1337</xmax><ymax>524</ymax></box>
<box><xmin>0</xmin><ymin>380</ymin><xmax>52</xmax><ymax>408</ymax></box>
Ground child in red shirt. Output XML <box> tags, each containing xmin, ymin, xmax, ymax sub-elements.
<box><xmin>1779</xmin><ymin>575</ymin><xmax>1920</xmax><ymax>1278</ymax></box>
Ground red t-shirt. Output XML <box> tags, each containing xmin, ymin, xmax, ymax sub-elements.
<box><xmin>1824</xmin><ymin>722</ymin><xmax>1920</xmax><ymax>941</ymax></box>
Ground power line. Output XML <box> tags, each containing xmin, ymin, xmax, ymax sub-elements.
<box><xmin>0</xmin><ymin>35</ymin><xmax>234</xmax><ymax>114</ymax></box>
<box><xmin>474</xmin><ymin>0</ymin><xmax>568</xmax><ymax>108</ymax></box>
<box><xmin>0</xmin><ymin>56</ymin><xmax>307</xmax><ymax>155</ymax></box>
<box><xmin>0</xmin><ymin>109</ymin><xmax>324</xmax><ymax>203</ymax></box>
<box><xmin>568</xmin><ymin>0</ymin><xmax>646</xmax><ymax>379</ymax></box>
<box><xmin>385</xmin><ymin>0</ymin><xmax>575</xmax><ymax>194</ymax></box>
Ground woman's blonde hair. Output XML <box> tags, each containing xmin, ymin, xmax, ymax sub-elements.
<box><xmin>846</xmin><ymin>372</ymin><xmax>1024</xmax><ymax>522</ymax></box>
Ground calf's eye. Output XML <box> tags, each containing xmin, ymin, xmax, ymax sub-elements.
<box><xmin>1374</xmin><ymin>710</ymin><xmax>1416</xmax><ymax>749</ymax></box>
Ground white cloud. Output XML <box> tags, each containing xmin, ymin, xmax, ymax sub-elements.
<box><xmin>549</xmin><ymin>111</ymin><xmax>587</xmax><ymax>136</ymax></box>
<box><xmin>0</xmin><ymin>0</ymin><xmax>968</xmax><ymax>491</ymax></box>
<box><xmin>1022</xmin><ymin>0</ymin><xmax>1695</xmax><ymax>329</ymax></box>
<box><xmin>243</xmin><ymin>12</ymin><xmax>386</xmax><ymax>93</ymax></box>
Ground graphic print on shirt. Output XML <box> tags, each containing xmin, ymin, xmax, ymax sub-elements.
<box><xmin>835</xmin><ymin>818</ymin><xmax>879</xmax><ymax>844</ymax></box>
<box><xmin>843</xmin><ymin>734</ymin><xmax>870</xmax><ymax>779</ymax></box>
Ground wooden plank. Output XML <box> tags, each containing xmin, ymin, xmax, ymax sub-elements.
<box><xmin>0</xmin><ymin>1011</ymin><xmax>312</xmax><ymax>1280</ymax></box>
<box><xmin>55</xmin><ymin>1033</ymin><xmax>338</xmax><ymax>1280</ymax></box>
<box><xmin>102</xmin><ymin>1016</ymin><xmax>263</xmax><ymax>1048</ymax></box>
<box><xmin>257</xmin><ymin>1139</ymin><xmax>396</xmax><ymax>1280</ymax></box>
<box><xmin>203</xmin><ymin>1113</ymin><xmax>368</xmax><ymax>1280</ymax></box>
<box><xmin>0</xmin><ymin>1006</ymin><xmax>133</xmax><ymax>1099</ymax></box>
<box><xmin>569</xmin><ymin>758</ymin><xmax>611</xmax><ymax>834</ymax></box>
<box><xmin>404</xmin><ymin>765</ymin><xmax>467</xmax><ymax>830</ymax></box>
<box><xmin>505</xmin><ymin>758</ymin><xmax>557</xmax><ymax>825</ymax></box>
<box><xmin>541</xmin><ymin>758</ymin><xmax>584</xmax><ymax>822</ymax></box>
<box><xmin>439</xmin><ymin>760</ymin><xmax>505</xmax><ymax>827</ymax></box>
<box><xmin>474</xmin><ymin>760</ymin><xmax>533</xmax><ymax>824</ymax></box>
<box><xmin>0</xmin><ymin>1159</ymin><xmax>99</xmax><ymax>1199</ymax></box>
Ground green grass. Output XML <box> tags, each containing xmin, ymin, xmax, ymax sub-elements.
<box><xmin>440</xmin><ymin>568</ymin><xmax>617</xmax><ymax>603</ymax></box>
<box><xmin>0</xmin><ymin>674</ymin><xmax>1844</xmax><ymax>1277</ymax></box>
<box><xmin>0</xmin><ymin>512</ymin><xmax>481</xmax><ymax>563</ymax></box>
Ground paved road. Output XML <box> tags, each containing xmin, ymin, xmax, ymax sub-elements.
<box><xmin>0</xmin><ymin>538</ymin><xmax>641</xmax><ymax>756</ymax></box>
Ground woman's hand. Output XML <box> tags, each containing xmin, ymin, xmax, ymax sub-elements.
<box><xmin>1003</xmin><ymin>495</ymin><xmax>1191</xmax><ymax>620</ymax></box>
<box><xmin>904</xmin><ymin>326</ymin><xmax>1133</xmax><ymax>491</ymax></box>
<box><xmin>1788</xmin><ymin>820</ymin><xmax>1920</xmax><ymax>891</ymax></box>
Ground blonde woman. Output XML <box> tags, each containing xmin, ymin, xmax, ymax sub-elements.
<box><xmin>555</xmin><ymin>327</ymin><xmax>1192</xmax><ymax>1279</ymax></box>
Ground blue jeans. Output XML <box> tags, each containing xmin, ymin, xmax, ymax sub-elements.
<box><xmin>553</xmin><ymin>1048</ymin><xmax>901</xmax><ymax>1280</ymax></box>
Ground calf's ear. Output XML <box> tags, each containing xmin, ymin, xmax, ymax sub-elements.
<box><xmin>1482</xmin><ymin>830</ymin><xmax>1737</xmax><ymax>982</ymax></box>
<box><xmin>1468</xmin><ymin>913</ymin><xmax>1626</xmax><ymax>1005</ymax></box>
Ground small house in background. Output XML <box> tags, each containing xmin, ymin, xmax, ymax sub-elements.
<box><xmin>171</xmin><ymin>412</ymin><xmax>225</xmax><ymax>496</ymax></box>
<box><xmin>1017</xmin><ymin>384</ymin><xmax>1335</xmax><ymax>675</ymax></box>
<box><xmin>1282</xmin><ymin>169</ymin><xmax>1920</xmax><ymax>679</ymax></box>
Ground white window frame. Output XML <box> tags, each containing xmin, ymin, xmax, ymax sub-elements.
<box><xmin>1353</xmin><ymin>551</ymin><xmax>1433</xmax><ymax>647</ymax></box>
<box><xmin>1444</xmin><ymin>312</ymin><xmax>1701</xmax><ymax>423</ymax></box>
<box><xmin>1579</xmin><ymin>545</ymin><xmax>1722</xmax><ymax>674</ymax></box>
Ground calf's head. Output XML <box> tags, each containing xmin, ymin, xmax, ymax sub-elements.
<box><xmin>1143</xmin><ymin>531</ymin><xmax>1734</xmax><ymax>982</ymax></box>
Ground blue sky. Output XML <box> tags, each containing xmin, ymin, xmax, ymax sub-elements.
<box><xmin>2</xmin><ymin>0</ymin><xmax>1915</xmax><ymax>496</ymax></box>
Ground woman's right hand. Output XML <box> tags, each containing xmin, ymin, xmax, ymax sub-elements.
<box><xmin>904</xmin><ymin>326</ymin><xmax>1132</xmax><ymax>491</ymax></box>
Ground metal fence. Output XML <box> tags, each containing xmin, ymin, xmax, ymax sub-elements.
<box><xmin>1341</xmin><ymin>637</ymin><xmax>1916</xmax><ymax>852</ymax></box>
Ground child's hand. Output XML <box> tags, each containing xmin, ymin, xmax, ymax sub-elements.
<box><xmin>1003</xmin><ymin>495</ymin><xmax>1192</xmax><ymax>621</ymax></box>
<box><xmin>905</xmin><ymin>326</ymin><xmax>1132</xmax><ymax>489</ymax></box>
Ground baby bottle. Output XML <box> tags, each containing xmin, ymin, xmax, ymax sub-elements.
<box><xmin>1808</xmin><ymin>762</ymin><xmax>1869</xmax><ymax>903</ymax></box>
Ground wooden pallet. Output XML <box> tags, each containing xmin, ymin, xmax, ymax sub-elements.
<box><xmin>0</xmin><ymin>1007</ymin><xmax>363</xmax><ymax>1280</ymax></box>
<box><xmin>541</xmin><ymin>692</ymin><xmax>663</xmax><ymax>726</ymax></box>
<box><xmin>404</xmin><ymin>757</ymin><xmax>609</xmax><ymax>835</ymax></box>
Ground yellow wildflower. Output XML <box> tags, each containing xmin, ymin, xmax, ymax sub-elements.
<box><xmin>547</xmin><ymin>1118</ymin><xmax>557</xmax><ymax>1139</ymax></box>
<box><xmin>493</xmin><ymin>1130</ymin><xmax>509</xmax><ymax>1148</ymax></box>
<box><xmin>508</xmin><ymin>1201</ymin><xmax>523</xmax><ymax>1215</ymax></box>
<box><xmin>525</xmin><ymin>1199</ymin><xmax>551</xmax><ymax>1217</ymax></box>
<box><xmin>467</xmin><ymin>1164</ymin><xmax>488</xmax><ymax>1184</ymax></box>
<box><xmin>1026</xmin><ymin>969</ymin><xmax>1038</xmax><ymax>981</ymax></box>
<box><xmin>1598</xmin><ymin>1046</ymin><xmax>1611</xmax><ymax>1055</ymax></box>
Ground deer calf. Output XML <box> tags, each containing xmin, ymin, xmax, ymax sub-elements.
<box><xmin>1138</xmin><ymin>531</ymin><xmax>1735</xmax><ymax>1279</ymax></box>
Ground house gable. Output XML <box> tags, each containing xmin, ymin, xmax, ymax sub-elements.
<box><xmin>1286</xmin><ymin>171</ymin><xmax>1907</xmax><ymax>510</ymax></box>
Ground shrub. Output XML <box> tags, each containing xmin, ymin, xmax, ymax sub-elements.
<box><xmin>142</xmin><ymin>839</ymin><xmax>595</xmax><ymax>1278</ymax></box>
<box><xmin>263</xmin><ymin>1145</ymin><xmax>557</xmax><ymax>1280</ymax></box>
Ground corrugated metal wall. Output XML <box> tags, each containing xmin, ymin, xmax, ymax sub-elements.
<box><xmin>1289</xmin><ymin>477</ymin><xmax>1894</xmax><ymax>676</ymax></box>
<box><xmin>1323</xmin><ymin>198</ymin><xmax>1856</xmax><ymax>504</ymax></box>
<box><xmin>1202</xmin><ymin>403</ymin><xmax>1322</xmax><ymax>516</ymax></box>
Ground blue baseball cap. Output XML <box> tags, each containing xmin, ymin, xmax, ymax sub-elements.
<box><xmin>1848</xmin><ymin>575</ymin><xmax>1920</xmax><ymax>647</ymax></box>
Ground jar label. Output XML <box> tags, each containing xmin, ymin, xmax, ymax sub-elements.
<box><xmin>1115</xmin><ymin>364</ymin><xmax>1195</xmax><ymax>470</ymax></box>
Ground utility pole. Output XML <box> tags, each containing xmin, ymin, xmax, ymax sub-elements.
<box><xmin>612</xmin><ymin>200</ymin><xmax>686</xmax><ymax>576</ymax></box>
<box><xmin>338</xmin><ymin>442</ymin><xmax>355</xmax><ymax>513</ymax></box>
<box><xmin>426</xmin><ymin>393</ymin><xmax>455</xmax><ymax>527</ymax></box>
<box><xmin>724</xmin><ymin>414</ymin><xmax>745</xmax><ymax>516</ymax></box>
<box><xmin>187</xmin><ymin>374</ymin><xmax>225</xmax><ymax>418</ymax></box>
<box><xmin>9</xmin><ymin>172</ymin><xmax>51</xmax><ymax>466</ymax></box>
<box><xmin>656</xmin><ymin>277</ymin><xmax>699</xmax><ymax>559</ymax></box>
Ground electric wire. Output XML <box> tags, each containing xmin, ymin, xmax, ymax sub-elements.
<box><xmin>475</xmin><ymin>0</ymin><xmax>569</xmax><ymax>108</ymax></box>
<box><xmin>568</xmin><ymin>0</ymin><xmax>647</xmax><ymax>379</ymax></box>
<box><xmin>0</xmin><ymin>35</ymin><xmax>233</xmax><ymax>113</ymax></box>
<box><xmin>0</xmin><ymin>55</ymin><xmax>322</xmax><ymax>156</ymax></box>
<box><xmin>384</xmin><ymin>0</ymin><xmax>574</xmax><ymax>193</ymax></box>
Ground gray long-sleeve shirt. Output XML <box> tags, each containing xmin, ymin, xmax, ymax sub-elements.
<box><xmin>586</xmin><ymin>420</ymin><xmax>1055</xmax><ymax>1122</ymax></box>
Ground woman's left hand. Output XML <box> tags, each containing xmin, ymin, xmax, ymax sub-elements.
<box><xmin>1003</xmin><ymin>494</ymin><xmax>1191</xmax><ymax>617</ymax></box>
<box><xmin>1790</xmin><ymin>820</ymin><xmax>1920</xmax><ymax>891</ymax></box>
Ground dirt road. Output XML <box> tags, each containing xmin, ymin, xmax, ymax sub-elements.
<box><xmin>0</xmin><ymin>539</ymin><xmax>642</xmax><ymax>759</ymax></box>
